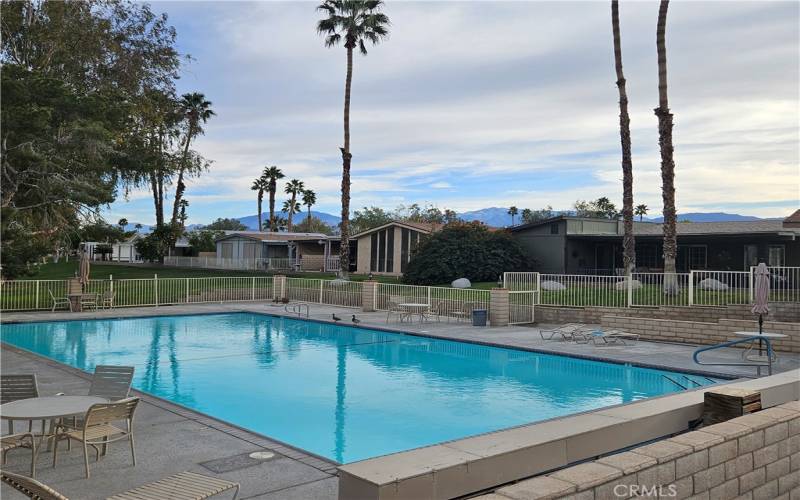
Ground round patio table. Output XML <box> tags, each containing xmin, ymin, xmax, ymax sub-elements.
<box><xmin>399</xmin><ymin>303</ymin><xmax>430</xmax><ymax>323</ymax></box>
<box><xmin>732</xmin><ymin>331</ymin><xmax>787</xmax><ymax>362</ymax></box>
<box><xmin>1</xmin><ymin>396</ymin><xmax>108</xmax><ymax>453</ymax></box>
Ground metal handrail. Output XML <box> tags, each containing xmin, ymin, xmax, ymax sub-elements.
<box><xmin>284</xmin><ymin>302</ymin><xmax>309</xmax><ymax>318</ymax></box>
<box><xmin>693</xmin><ymin>336</ymin><xmax>773</xmax><ymax>376</ymax></box>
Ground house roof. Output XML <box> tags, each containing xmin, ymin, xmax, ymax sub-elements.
<box><xmin>215</xmin><ymin>231</ymin><xmax>336</xmax><ymax>243</ymax></box>
<box><xmin>351</xmin><ymin>220</ymin><xmax>441</xmax><ymax>239</ymax></box>
<box><xmin>511</xmin><ymin>215</ymin><xmax>800</xmax><ymax>237</ymax></box>
<box><xmin>784</xmin><ymin>209</ymin><xmax>800</xmax><ymax>227</ymax></box>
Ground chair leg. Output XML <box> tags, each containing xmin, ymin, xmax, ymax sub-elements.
<box><xmin>83</xmin><ymin>442</ymin><xmax>90</xmax><ymax>479</ymax></box>
<box><xmin>30</xmin><ymin>437</ymin><xmax>37</xmax><ymax>478</ymax></box>
<box><xmin>52</xmin><ymin>435</ymin><xmax>59</xmax><ymax>468</ymax></box>
<box><xmin>129</xmin><ymin>431</ymin><xmax>136</xmax><ymax>466</ymax></box>
<box><xmin>9</xmin><ymin>421</ymin><xmax>14</xmax><ymax>434</ymax></box>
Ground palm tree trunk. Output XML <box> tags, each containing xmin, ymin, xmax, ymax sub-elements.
<box><xmin>338</xmin><ymin>45</ymin><xmax>354</xmax><ymax>278</ymax></box>
<box><xmin>288</xmin><ymin>193</ymin><xmax>296</xmax><ymax>232</ymax></box>
<box><xmin>307</xmin><ymin>206</ymin><xmax>312</xmax><ymax>224</ymax></box>
<box><xmin>656</xmin><ymin>0</ymin><xmax>678</xmax><ymax>290</ymax></box>
<box><xmin>171</xmin><ymin>124</ymin><xmax>195</xmax><ymax>225</ymax></box>
<box><xmin>613</xmin><ymin>0</ymin><xmax>636</xmax><ymax>277</ymax></box>
<box><xmin>268</xmin><ymin>181</ymin><xmax>276</xmax><ymax>232</ymax></box>
<box><xmin>257</xmin><ymin>192</ymin><xmax>263</xmax><ymax>232</ymax></box>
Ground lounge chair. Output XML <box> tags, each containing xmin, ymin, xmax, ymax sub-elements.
<box><xmin>1</xmin><ymin>374</ymin><xmax>40</xmax><ymax>433</ymax></box>
<box><xmin>538</xmin><ymin>323</ymin><xmax>589</xmax><ymax>341</ymax></box>
<box><xmin>48</xmin><ymin>289</ymin><xmax>71</xmax><ymax>312</ymax></box>
<box><xmin>1</xmin><ymin>433</ymin><xmax>36</xmax><ymax>477</ymax></box>
<box><xmin>100</xmin><ymin>290</ymin><xmax>115</xmax><ymax>309</ymax></box>
<box><xmin>52</xmin><ymin>397</ymin><xmax>139</xmax><ymax>478</ymax></box>
<box><xmin>574</xmin><ymin>329</ymin><xmax>640</xmax><ymax>345</ymax></box>
<box><xmin>2</xmin><ymin>470</ymin><xmax>240</xmax><ymax>500</ymax></box>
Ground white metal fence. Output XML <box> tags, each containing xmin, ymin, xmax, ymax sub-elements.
<box><xmin>761</xmin><ymin>266</ymin><xmax>800</xmax><ymax>303</ymax></box>
<box><xmin>285</xmin><ymin>277</ymin><xmax>362</xmax><ymax>308</ymax></box>
<box><xmin>509</xmin><ymin>291</ymin><xmax>536</xmax><ymax>325</ymax></box>
<box><xmin>376</xmin><ymin>283</ymin><xmax>491</xmax><ymax>321</ymax></box>
<box><xmin>163</xmin><ymin>256</ymin><xmax>293</xmax><ymax>271</ymax></box>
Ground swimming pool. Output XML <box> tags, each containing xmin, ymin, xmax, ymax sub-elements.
<box><xmin>1</xmin><ymin>313</ymin><xmax>721</xmax><ymax>463</ymax></box>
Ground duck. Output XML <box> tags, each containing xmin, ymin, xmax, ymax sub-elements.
<box><xmin>332</xmin><ymin>313</ymin><xmax>341</xmax><ymax>322</ymax></box>
<box><xmin>352</xmin><ymin>315</ymin><xmax>361</xmax><ymax>324</ymax></box>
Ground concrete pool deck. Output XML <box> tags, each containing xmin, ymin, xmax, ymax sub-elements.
<box><xmin>2</xmin><ymin>301</ymin><xmax>799</xmax><ymax>499</ymax></box>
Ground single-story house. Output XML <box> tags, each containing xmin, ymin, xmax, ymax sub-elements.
<box><xmin>214</xmin><ymin>231</ymin><xmax>341</xmax><ymax>271</ymax></box>
<box><xmin>352</xmin><ymin>221</ymin><xmax>441</xmax><ymax>276</ymax></box>
<box><xmin>83</xmin><ymin>234</ymin><xmax>191</xmax><ymax>262</ymax></box>
<box><xmin>510</xmin><ymin>211</ymin><xmax>800</xmax><ymax>274</ymax></box>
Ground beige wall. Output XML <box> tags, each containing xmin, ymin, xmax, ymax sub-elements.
<box><xmin>357</xmin><ymin>237</ymin><xmax>371</xmax><ymax>274</ymax></box>
<box><xmin>354</xmin><ymin>226</ymin><xmax>416</xmax><ymax>277</ymax></box>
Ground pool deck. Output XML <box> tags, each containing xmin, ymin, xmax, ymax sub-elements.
<box><xmin>2</xmin><ymin>301</ymin><xmax>799</xmax><ymax>499</ymax></box>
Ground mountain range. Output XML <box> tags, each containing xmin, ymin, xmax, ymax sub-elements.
<box><xmin>122</xmin><ymin>210</ymin><xmax>771</xmax><ymax>234</ymax></box>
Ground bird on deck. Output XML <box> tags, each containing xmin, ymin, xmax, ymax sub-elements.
<box><xmin>352</xmin><ymin>315</ymin><xmax>361</xmax><ymax>324</ymax></box>
<box><xmin>332</xmin><ymin>313</ymin><xmax>341</xmax><ymax>322</ymax></box>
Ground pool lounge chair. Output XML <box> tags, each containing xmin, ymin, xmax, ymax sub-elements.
<box><xmin>574</xmin><ymin>329</ymin><xmax>640</xmax><ymax>345</ymax></box>
<box><xmin>538</xmin><ymin>323</ymin><xmax>589</xmax><ymax>341</ymax></box>
<box><xmin>2</xmin><ymin>470</ymin><xmax>240</xmax><ymax>500</ymax></box>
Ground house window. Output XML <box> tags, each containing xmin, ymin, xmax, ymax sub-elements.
<box><xmin>386</xmin><ymin>228</ymin><xmax>395</xmax><ymax>273</ymax></box>
<box><xmin>370</xmin><ymin>233</ymin><xmax>378</xmax><ymax>272</ymax></box>
<box><xmin>677</xmin><ymin>245</ymin><xmax>707</xmax><ymax>271</ymax></box>
<box><xmin>744</xmin><ymin>244</ymin><xmax>759</xmax><ymax>268</ymax></box>
<box><xmin>637</xmin><ymin>245</ymin><xmax>659</xmax><ymax>269</ymax></box>
<box><xmin>378</xmin><ymin>230</ymin><xmax>387</xmax><ymax>272</ymax></box>
<box><xmin>769</xmin><ymin>245</ymin><xmax>785</xmax><ymax>266</ymax></box>
<box><xmin>400</xmin><ymin>229</ymin><xmax>409</xmax><ymax>273</ymax></box>
<box><xmin>550</xmin><ymin>223</ymin><xmax>559</xmax><ymax>235</ymax></box>
<box><xmin>221</xmin><ymin>243</ymin><xmax>233</xmax><ymax>259</ymax></box>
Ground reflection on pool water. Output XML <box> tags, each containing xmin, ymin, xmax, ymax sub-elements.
<box><xmin>1</xmin><ymin>313</ymin><xmax>720</xmax><ymax>463</ymax></box>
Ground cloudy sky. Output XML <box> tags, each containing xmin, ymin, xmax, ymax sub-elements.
<box><xmin>108</xmin><ymin>0</ymin><xmax>800</xmax><ymax>225</ymax></box>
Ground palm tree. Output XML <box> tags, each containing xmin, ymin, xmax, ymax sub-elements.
<box><xmin>171</xmin><ymin>93</ymin><xmax>215</xmax><ymax>225</ymax></box>
<box><xmin>118</xmin><ymin>218</ymin><xmax>128</xmax><ymax>231</ymax></box>
<box><xmin>251</xmin><ymin>175</ymin><xmax>269</xmax><ymax>232</ymax></box>
<box><xmin>655</xmin><ymin>0</ymin><xmax>678</xmax><ymax>290</ymax></box>
<box><xmin>612</xmin><ymin>0</ymin><xmax>636</xmax><ymax>277</ymax></box>
<box><xmin>134</xmin><ymin>223</ymin><xmax>143</xmax><ymax>233</ymax></box>
<box><xmin>507</xmin><ymin>206</ymin><xmax>519</xmax><ymax>226</ymax></box>
<box><xmin>284</xmin><ymin>179</ymin><xmax>305</xmax><ymax>231</ymax></box>
<box><xmin>282</xmin><ymin>200</ymin><xmax>302</xmax><ymax>229</ymax></box>
<box><xmin>262</xmin><ymin>166</ymin><xmax>285</xmax><ymax>232</ymax></box>
<box><xmin>635</xmin><ymin>204</ymin><xmax>649</xmax><ymax>221</ymax></box>
<box><xmin>302</xmin><ymin>189</ymin><xmax>317</xmax><ymax>224</ymax></box>
<box><xmin>317</xmin><ymin>0</ymin><xmax>390</xmax><ymax>277</ymax></box>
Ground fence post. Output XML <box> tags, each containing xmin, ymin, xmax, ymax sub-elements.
<box><xmin>489</xmin><ymin>288</ymin><xmax>509</xmax><ymax>327</ymax></box>
<box><xmin>626</xmin><ymin>274</ymin><xmax>633</xmax><ymax>307</ymax></box>
<box><xmin>109</xmin><ymin>275</ymin><xmax>114</xmax><ymax>296</ymax></box>
<box><xmin>186</xmin><ymin>278</ymin><xmax>190</xmax><ymax>303</ymax></box>
<box><xmin>748</xmin><ymin>266</ymin><xmax>755</xmax><ymax>304</ymax></box>
<box><xmin>536</xmin><ymin>273</ymin><xmax>541</xmax><ymax>304</ymax></box>
<box><xmin>272</xmin><ymin>275</ymin><xmax>287</xmax><ymax>302</ymax></box>
<box><xmin>362</xmin><ymin>281</ymin><xmax>378</xmax><ymax>312</ymax></box>
<box><xmin>319</xmin><ymin>280</ymin><xmax>324</xmax><ymax>304</ymax></box>
<box><xmin>35</xmin><ymin>281</ymin><xmax>40</xmax><ymax>310</ymax></box>
<box><xmin>154</xmin><ymin>274</ymin><xmax>159</xmax><ymax>307</ymax></box>
<box><xmin>252</xmin><ymin>277</ymin><xmax>256</xmax><ymax>301</ymax></box>
<box><xmin>427</xmin><ymin>287</ymin><xmax>432</xmax><ymax>306</ymax></box>
<box><xmin>688</xmin><ymin>271</ymin><xmax>695</xmax><ymax>307</ymax></box>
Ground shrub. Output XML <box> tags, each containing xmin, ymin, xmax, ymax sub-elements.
<box><xmin>402</xmin><ymin>222</ymin><xmax>533</xmax><ymax>285</ymax></box>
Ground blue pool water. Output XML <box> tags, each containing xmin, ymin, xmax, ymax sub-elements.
<box><xmin>1</xmin><ymin>313</ymin><xmax>720</xmax><ymax>463</ymax></box>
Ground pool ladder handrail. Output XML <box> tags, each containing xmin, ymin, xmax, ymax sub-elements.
<box><xmin>692</xmin><ymin>335</ymin><xmax>773</xmax><ymax>377</ymax></box>
<box><xmin>284</xmin><ymin>302</ymin><xmax>310</xmax><ymax>318</ymax></box>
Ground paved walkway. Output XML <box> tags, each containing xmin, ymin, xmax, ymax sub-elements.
<box><xmin>2</xmin><ymin>301</ymin><xmax>799</xmax><ymax>499</ymax></box>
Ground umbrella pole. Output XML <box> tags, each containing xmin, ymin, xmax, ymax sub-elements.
<box><xmin>758</xmin><ymin>314</ymin><xmax>764</xmax><ymax>356</ymax></box>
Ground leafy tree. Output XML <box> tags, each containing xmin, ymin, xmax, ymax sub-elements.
<box><xmin>284</xmin><ymin>179</ymin><xmax>305</xmax><ymax>231</ymax></box>
<box><xmin>612</xmin><ymin>0</ymin><xmax>636</xmax><ymax>276</ymax></box>
<box><xmin>80</xmin><ymin>222</ymin><xmax>126</xmax><ymax>244</ymax></box>
<box><xmin>171</xmin><ymin>93</ymin><xmax>215</xmax><ymax>225</ymax></box>
<box><xmin>507</xmin><ymin>206</ymin><xmax>519</xmax><ymax>226</ymax></box>
<box><xmin>317</xmin><ymin>0</ymin><xmax>390</xmax><ymax>277</ymax></box>
<box><xmin>443</xmin><ymin>209</ymin><xmax>460</xmax><ymax>224</ymax></box>
<box><xmin>205</xmin><ymin>218</ymin><xmax>246</xmax><ymax>231</ymax></box>
<box><xmin>574</xmin><ymin>198</ymin><xmax>618</xmax><ymax>219</ymax></box>
<box><xmin>251</xmin><ymin>174</ymin><xmax>269</xmax><ymax>232</ymax></box>
<box><xmin>635</xmin><ymin>204</ymin><xmax>649</xmax><ymax>221</ymax></box>
<box><xmin>350</xmin><ymin>206</ymin><xmax>393</xmax><ymax>234</ymax></box>
<box><xmin>302</xmin><ymin>189</ymin><xmax>317</xmax><ymax>225</ymax></box>
<box><xmin>403</xmin><ymin>222</ymin><xmax>533</xmax><ymax>285</ymax></box>
<box><xmin>262</xmin><ymin>166</ymin><xmax>285</xmax><ymax>231</ymax></box>
<box><xmin>187</xmin><ymin>230</ymin><xmax>223</xmax><ymax>254</ymax></box>
<box><xmin>134</xmin><ymin>223</ymin><xmax>143</xmax><ymax>232</ymax></box>
<box><xmin>135</xmin><ymin>224</ymin><xmax>181</xmax><ymax>262</ymax></box>
<box><xmin>398</xmin><ymin>203</ymin><xmax>445</xmax><ymax>224</ymax></box>
<box><xmin>294</xmin><ymin>216</ymin><xmax>334</xmax><ymax>235</ymax></box>
<box><xmin>655</xmin><ymin>0</ymin><xmax>678</xmax><ymax>283</ymax></box>
<box><xmin>177</xmin><ymin>199</ymin><xmax>189</xmax><ymax>228</ymax></box>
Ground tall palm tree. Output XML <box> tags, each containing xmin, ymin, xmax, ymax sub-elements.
<box><xmin>655</xmin><ymin>0</ymin><xmax>678</xmax><ymax>291</ymax></box>
<box><xmin>612</xmin><ymin>0</ymin><xmax>636</xmax><ymax>277</ymax></box>
<box><xmin>251</xmin><ymin>175</ymin><xmax>269</xmax><ymax>232</ymax></box>
<box><xmin>635</xmin><ymin>204</ymin><xmax>649</xmax><ymax>221</ymax></box>
<box><xmin>507</xmin><ymin>206</ymin><xmax>518</xmax><ymax>226</ymax></box>
<box><xmin>171</xmin><ymin>92</ymin><xmax>215</xmax><ymax>225</ymax></box>
<box><xmin>302</xmin><ymin>189</ymin><xmax>317</xmax><ymax>225</ymax></box>
<box><xmin>262</xmin><ymin>166</ymin><xmax>285</xmax><ymax>232</ymax></box>
<box><xmin>282</xmin><ymin>200</ymin><xmax>302</xmax><ymax>229</ymax></box>
<box><xmin>284</xmin><ymin>179</ymin><xmax>305</xmax><ymax>231</ymax></box>
<box><xmin>317</xmin><ymin>0</ymin><xmax>390</xmax><ymax>277</ymax></box>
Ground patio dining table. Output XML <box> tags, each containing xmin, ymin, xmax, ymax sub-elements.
<box><xmin>1</xmin><ymin>395</ymin><xmax>108</xmax><ymax>453</ymax></box>
<box><xmin>398</xmin><ymin>303</ymin><xmax>430</xmax><ymax>323</ymax></box>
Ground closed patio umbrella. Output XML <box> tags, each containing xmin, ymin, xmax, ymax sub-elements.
<box><xmin>751</xmin><ymin>262</ymin><xmax>770</xmax><ymax>354</ymax></box>
<box><xmin>79</xmin><ymin>250</ymin><xmax>91</xmax><ymax>290</ymax></box>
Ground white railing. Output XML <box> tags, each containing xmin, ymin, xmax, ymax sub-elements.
<box><xmin>503</xmin><ymin>272</ymin><xmax>540</xmax><ymax>292</ymax></box>
<box><xmin>509</xmin><ymin>291</ymin><xmax>536</xmax><ymax>324</ymax></box>
<box><xmin>538</xmin><ymin>274</ymin><xmax>627</xmax><ymax>308</ymax></box>
<box><xmin>760</xmin><ymin>266</ymin><xmax>800</xmax><ymax>303</ymax></box>
<box><xmin>631</xmin><ymin>273</ymin><xmax>690</xmax><ymax>307</ymax></box>
<box><xmin>376</xmin><ymin>283</ymin><xmax>490</xmax><ymax>321</ymax></box>
<box><xmin>163</xmin><ymin>256</ymin><xmax>293</xmax><ymax>271</ymax></box>
<box><xmin>325</xmin><ymin>256</ymin><xmax>341</xmax><ymax>272</ymax></box>
<box><xmin>285</xmin><ymin>277</ymin><xmax>362</xmax><ymax>308</ymax></box>
<box><xmin>690</xmin><ymin>270</ymin><xmax>751</xmax><ymax>306</ymax></box>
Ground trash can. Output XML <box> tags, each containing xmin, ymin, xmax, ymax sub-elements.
<box><xmin>472</xmin><ymin>309</ymin><xmax>488</xmax><ymax>327</ymax></box>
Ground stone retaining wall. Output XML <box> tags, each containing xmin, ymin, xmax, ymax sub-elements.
<box><xmin>536</xmin><ymin>302</ymin><xmax>800</xmax><ymax>326</ymax></box>
<box><xmin>600</xmin><ymin>315</ymin><xmax>800</xmax><ymax>353</ymax></box>
<box><xmin>487</xmin><ymin>400</ymin><xmax>800</xmax><ymax>500</ymax></box>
